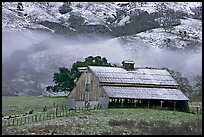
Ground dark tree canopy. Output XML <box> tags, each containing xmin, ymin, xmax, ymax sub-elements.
<box><xmin>58</xmin><ymin>2</ymin><xmax>72</xmax><ymax>14</ymax></box>
<box><xmin>165</xmin><ymin>68</ymin><xmax>193</xmax><ymax>96</ymax></box>
<box><xmin>17</xmin><ymin>2</ymin><xmax>24</xmax><ymax>11</ymax></box>
<box><xmin>193</xmin><ymin>75</ymin><xmax>202</xmax><ymax>96</ymax></box>
<box><xmin>155</xmin><ymin>2</ymin><xmax>181</xmax><ymax>32</ymax></box>
<box><xmin>46</xmin><ymin>56</ymin><xmax>112</xmax><ymax>92</ymax></box>
<box><xmin>46</xmin><ymin>67</ymin><xmax>75</xmax><ymax>92</ymax></box>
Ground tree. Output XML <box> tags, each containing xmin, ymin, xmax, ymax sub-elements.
<box><xmin>17</xmin><ymin>2</ymin><xmax>24</xmax><ymax>11</ymax></box>
<box><xmin>46</xmin><ymin>67</ymin><xmax>75</xmax><ymax>92</ymax></box>
<box><xmin>190</xmin><ymin>6</ymin><xmax>202</xmax><ymax>20</ymax></box>
<box><xmin>68</xmin><ymin>14</ymin><xmax>85</xmax><ymax>31</ymax></box>
<box><xmin>59</xmin><ymin>2</ymin><xmax>72</xmax><ymax>14</ymax></box>
<box><xmin>70</xmin><ymin>56</ymin><xmax>112</xmax><ymax>82</ymax></box>
<box><xmin>155</xmin><ymin>3</ymin><xmax>181</xmax><ymax>32</ymax></box>
<box><xmin>165</xmin><ymin>68</ymin><xmax>193</xmax><ymax>96</ymax></box>
<box><xmin>46</xmin><ymin>56</ymin><xmax>112</xmax><ymax>92</ymax></box>
<box><xmin>193</xmin><ymin>75</ymin><xmax>202</xmax><ymax>96</ymax></box>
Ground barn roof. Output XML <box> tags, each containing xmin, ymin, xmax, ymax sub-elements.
<box><xmin>122</xmin><ymin>60</ymin><xmax>135</xmax><ymax>64</ymax></box>
<box><xmin>102</xmin><ymin>86</ymin><xmax>189</xmax><ymax>100</ymax></box>
<box><xmin>88</xmin><ymin>66</ymin><xmax>178</xmax><ymax>86</ymax></box>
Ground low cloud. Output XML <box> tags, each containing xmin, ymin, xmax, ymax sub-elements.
<box><xmin>2</xmin><ymin>30</ymin><xmax>202</xmax><ymax>86</ymax></box>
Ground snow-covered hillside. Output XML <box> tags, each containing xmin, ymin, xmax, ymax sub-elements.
<box><xmin>2</xmin><ymin>2</ymin><xmax>201</xmax><ymax>31</ymax></box>
<box><xmin>2</xmin><ymin>2</ymin><xmax>202</xmax><ymax>96</ymax></box>
<box><xmin>121</xmin><ymin>18</ymin><xmax>202</xmax><ymax>50</ymax></box>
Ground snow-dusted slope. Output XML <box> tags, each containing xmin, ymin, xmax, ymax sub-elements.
<box><xmin>2</xmin><ymin>2</ymin><xmax>202</xmax><ymax>96</ymax></box>
<box><xmin>2</xmin><ymin>2</ymin><xmax>201</xmax><ymax>31</ymax></box>
<box><xmin>122</xmin><ymin>18</ymin><xmax>202</xmax><ymax>50</ymax></box>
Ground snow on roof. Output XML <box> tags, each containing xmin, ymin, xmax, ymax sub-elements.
<box><xmin>89</xmin><ymin>66</ymin><xmax>127</xmax><ymax>73</ymax></box>
<box><xmin>78</xmin><ymin>67</ymin><xmax>88</xmax><ymax>72</ymax></box>
<box><xmin>88</xmin><ymin>66</ymin><xmax>178</xmax><ymax>86</ymax></box>
<box><xmin>102</xmin><ymin>86</ymin><xmax>189</xmax><ymax>100</ymax></box>
<box><xmin>122</xmin><ymin>60</ymin><xmax>135</xmax><ymax>64</ymax></box>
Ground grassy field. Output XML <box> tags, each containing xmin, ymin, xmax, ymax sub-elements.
<box><xmin>2</xmin><ymin>96</ymin><xmax>202</xmax><ymax>135</ymax></box>
<box><xmin>2</xmin><ymin>108</ymin><xmax>202</xmax><ymax>135</ymax></box>
<box><xmin>2</xmin><ymin>96</ymin><xmax>67</xmax><ymax>116</ymax></box>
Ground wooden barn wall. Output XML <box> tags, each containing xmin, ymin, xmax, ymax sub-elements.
<box><xmin>69</xmin><ymin>71</ymin><xmax>109</xmax><ymax>101</ymax></box>
<box><xmin>89</xmin><ymin>73</ymin><xmax>108</xmax><ymax>101</ymax></box>
<box><xmin>68</xmin><ymin>72</ymin><xmax>86</xmax><ymax>101</ymax></box>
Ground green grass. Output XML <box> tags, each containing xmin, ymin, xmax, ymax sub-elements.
<box><xmin>2</xmin><ymin>96</ymin><xmax>202</xmax><ymax>135</ymax></box>
<box><xmin>2</xmin><ymin>108</ymin><xmax>202</xmax><ymax>135</ymax></box>
<box><xmin>2</xmin><ymin>96</ymin><xmax>67</xmax><ymax>116</ymax></box>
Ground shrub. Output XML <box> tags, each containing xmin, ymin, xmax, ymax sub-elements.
<box><xmin>59</xmin><ymin>2</ymin><xmax>72</xmax><ymax>14</ymax></box>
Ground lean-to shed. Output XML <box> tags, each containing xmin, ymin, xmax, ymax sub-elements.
<box><xmin>67</xmin><ymin>61</ymin><xmax>189</xmax><ymax>112</ymax></box>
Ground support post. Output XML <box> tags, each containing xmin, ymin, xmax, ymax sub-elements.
<box><xmin>148</xmin><ymin>101</ymin><xmax>150</xmax><ymax>108</ymax></box>
<box><xmin>134</xmin><ymin>99</ymin><xmax>137</xmax><ymax>108</ymax></box>
<box><xmin>173</xmin><ymin>101</ymin><xmax>176</xmax><ymax>110</ymax></box>
<box><xmin>121</xmin><ymin>99</ymin><xmax>124</xmax><ymax>108</ymax></box>
<box><xmin>160</xmin><ymin>100</ymin><xmax>164</xmax><ymax>108</ymax></box>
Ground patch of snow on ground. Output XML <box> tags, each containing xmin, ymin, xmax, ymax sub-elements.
<box><xmin>174</xmin><ymin>18</ymin><xmax>202</xmax><ymax>42</ymax></box>
<box><xmin>134</xmin><ymin>18</ymin><xmax>202</xmax><ymax>49</ymax></box>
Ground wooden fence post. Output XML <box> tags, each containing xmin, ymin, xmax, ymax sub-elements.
<box><xmin>56</xmin><ymin>106</ymin><xmax>58</xmax><ymax>118</ymax></box>
<box><xmin>35</xmin><ymin>115</ymin><xmax>37</xmax><ymax>122</ymax></box>
<box><xmin>8</xmin><ymin>119</ymin><xmax>10</xmax><ymax>126</ymax></box>
<box><xmin>16</xmin><ymin>118</ymin><xmax>18</xmax><ymax>126</ymax></box>
<box><xmin>25</xmin><ymin>117</ymin><xmax>27</xmax><ymax>124</ymax></box>
<box><xmin>12</xmin><ymin>119</ymin><xmax>14</xmax><ymax>126</ymax></box>
<box><xmin>20</xmin><ymin>117</ymin><xmax>22</xmax><ymax>125</ymax></box>
<box><xmin>66</xmin><ymin>108</ymin><xmax>67</xmax><ymax>116</ymax></box>
<box><xmin>32</xmin><ymin>115</ymin><xmax>34</xmax><ymax>123</ymax></box>
<box><xmin>63</xmin><ymin>106</ymin><xmax>64</xmax><ymax>116</ymax></box>
<box><xmin>28</xmin><ymin>116</ymin><xmax>30</xmax><ymax>124</ymax></box>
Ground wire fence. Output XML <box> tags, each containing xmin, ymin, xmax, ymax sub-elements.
<box><xmin>2</xmin><ymin>104</ymin><xmax>100</xmax><ymax>127</ymax></box>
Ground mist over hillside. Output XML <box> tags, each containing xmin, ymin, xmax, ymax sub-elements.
<box><xmin>2</xmin><ymin>2</ymin><xmax>202</xmax><ymax>96</ymax></box>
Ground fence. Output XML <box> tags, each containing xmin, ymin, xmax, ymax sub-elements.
<box><xmin>2</xmin><ymin>105</ymin><xmax>202</xmax><ymax>127</ymax></box>
<box><xmin>2</xmin><ymin>104</ymin><xmax>99</xmax><ymax>127</ymax></box>
<box><xmin>189</xmin><ymin>106</ymin><xmax>202</xmax><ymax>114</ymax></box>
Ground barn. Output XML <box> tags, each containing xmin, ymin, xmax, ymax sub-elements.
<box><xmin>67</xmin><ymin>61</ymin><xmax>189</xmax><ymax>112</ymax></box>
